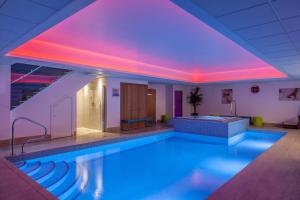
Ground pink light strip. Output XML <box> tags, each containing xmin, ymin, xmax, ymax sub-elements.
<box><xmin>8</xmin><ymin>39</ymin><xmax>286</xmax><ymax>83</ymax></box>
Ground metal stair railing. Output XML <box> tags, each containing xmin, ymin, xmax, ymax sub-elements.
<box><xmin>11</xmin><ymin>117</ymin><xmax>48</xmax><ymax>156</ymax></box>
<box><xmin>11</xmin><ymin>66</ymin><xmax>42</xmax><ymax>84</ymax></box>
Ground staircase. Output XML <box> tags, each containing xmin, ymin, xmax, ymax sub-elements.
<box><xmin>15</xmin><ymin>160</ymin><xmax>87</xmax><ymax>200</ymax></box>
<box><xmin>11</xmin><ymin>63</ymin><xmax>70</xmax><ymax>109</ymax></box>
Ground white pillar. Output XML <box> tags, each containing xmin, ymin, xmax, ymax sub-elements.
<box><xmin>0</xmin><ymin>64</ymin><xmax>11</xmax><ymax>140</ymax></box>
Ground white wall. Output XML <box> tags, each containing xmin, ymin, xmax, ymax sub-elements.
<box><xmin>165</xmin><ymin>84</ymin><xmax>174</xmax><ymax>117</ymax></box>
<box><xmin>0</xmin><ymin>65</ymin><xmax>11</xmax><ymax>140</ymax></box>
<box><xmin>105</xmin><ymin>77</ymin><xmax>148</xmax><ymax>128</ymax></box>
<box><xmin>148</xmin><ymin>83</ymin><xmax>194</xmax><ymax>119</ymax></box>
<box><xmin>148</xmin><ymin>83</ymin><xmax>166</xmax><ymax>121</ymax></box>
<box><xmin>11</xmin><ymin>72</ymin><xmax>96</xmax><ymax>139</ymax></box>
<box><xmin>198</xmin><ymin>80</ymin><xmax>300</xmax><ymax>124</ymax></box>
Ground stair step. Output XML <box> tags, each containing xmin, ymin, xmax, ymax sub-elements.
<box><xmin>26</xmin><ymin>96</ymin><xmax>33</xmax><ymax>99</ymax></box>
<box><xmin>15</xmin><ymin>161</ymin><xmax>26</xmax><ymax>168</ymax></box>
<box><xmin>31</xmin><ymin>161</ymin><xmax>55</xmax><ymax>180</ymax></box>
<box><xmin>36</xmin><ymin>162</ymin><xmax>57</xmax><ymax>184</ymax></box>
<box><xmin>40</xmin><ymin>161</ymin><xmax>69</xmax><ymax>188</ymax></box>
<box><xmin>49</xmin><ymin>162</ymin><xmax>78</xmax><ymax>195</ymax></box>
<box><xmin>11</xmin><ymin>94</ymin><xmax>23</xmax><ymax>98</ymax></box>
<box><xmin>20</xmin><ymin>161</ymin><xmax>41</xmax><ymax>174</ymax></box>
<box><xmin>10</xmin><ymin>71</ymin><xmax>71</xmax><ymax>110</ymax></box>
<box><xmin>58</xmin><ymin>164</ymin><xmax>85</xmax><ymax>200</ymax></box>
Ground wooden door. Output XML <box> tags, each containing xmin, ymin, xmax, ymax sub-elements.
<box><xmin>147</xmin><ymin>89</ymin><xmax>156</xmax><ymax>122</ymax></box>
<box><xmin>51</xmin><ymin>97</ymin><xmax>72</xmax><ymax>138</ymax></box>
<box><xmin>121</xmin><ymin>83</ymin><xmax>147</xmax><ymax>129</ymax></box>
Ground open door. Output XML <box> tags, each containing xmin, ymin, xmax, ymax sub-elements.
<box><xmin>76</xmin><ymin>79</ymin><xmax>105</xmax><ymax>136</ymax></box>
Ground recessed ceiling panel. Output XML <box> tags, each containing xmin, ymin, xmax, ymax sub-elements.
<box><xmin>282</xmin><ymin>16</ymin><xmax>300</xmax><ymax>32</ymax></box>
<box><xmin>0</xmin><ymin>0</ymin><xmax>56</xmax><ymax>23</ymax></box>
<box><xmin>289</xmin><ymin>30</ymin><xmax>300</xmax><ymax>41</ymax></box>
<box><xmin>264</xmin><ymin>49</ymin><xmax>298</xmax><ymax>58</ymax></box>
<box><xmin>30</xmin><ymin>0</ymin><xmax>73</xmax><ymax>10</ymax></box>
<box><xmin>271</xmin><ymin>0</ymin><xmax>300</xmax><ymax>19</ymax></box>
<box><xmin>217</xmin><ymin>4</ymin><xmax>277</xmax><ymax>30</ymax></box>
<box><xmin>248</xmin><ymin>34</ymin><xmax>290</xmax><ymax>47</ymax></box>
<box><xmin>0</xmin><ymin>14</ymin><xmax>35</xmax><ymax>34</ymax></box>
<box><xmin>261</xmin><ymin>42</ymin><xmax>295</xmax><ymax>53</ymax></box>
<box><xmin>235</xmin><ymin>22</ymin><xmax>284</xmax><ymax>40</ymax></box>
<box><xmin>0</xmin><ymin>30</ymin><xmax>20</xmax><ymax>44</ymax></box>
<box><xmin>192</xmin><ymin>0</ymin><xmax>267</xmax><ymax>17</ymax></box>
<box><xmin>8</xmin><ymin>0</ymin><xmax>286</xmax><ymax>83</ymax></box>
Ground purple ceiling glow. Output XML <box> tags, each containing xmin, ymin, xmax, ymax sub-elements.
<box><xmin>8</xmin><ymin>0</ymin><xmax>286</xmax><ymax>82</ymax></box>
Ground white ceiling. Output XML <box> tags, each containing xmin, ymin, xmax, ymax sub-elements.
<box><xmin>179</xmin><ymin>0</ymin><xmax>300</xmax><ymax>78</ymax></box>
<box><xmin>0</xmin><ymin>0</ymin><xmax>94</xmax><ymax>53</ymax></box>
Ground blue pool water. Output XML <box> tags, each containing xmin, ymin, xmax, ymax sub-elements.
<box><xmin>14</xmin><ymin>131</ymin><xmax>283</xmax><ymax>200</ymax></box>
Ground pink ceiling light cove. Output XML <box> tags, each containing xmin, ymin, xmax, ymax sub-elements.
<box><xmin>8</xmin><ymin>0</ymin><xmax>286</xmax><ymax>83</ymax></box>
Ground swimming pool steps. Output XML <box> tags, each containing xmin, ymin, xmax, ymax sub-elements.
<box><xmin>15</xmin><ymin>160</ymin><xmax>85</xmax><ymax>200</ymax></box>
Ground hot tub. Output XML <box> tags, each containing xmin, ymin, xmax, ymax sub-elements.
<box><xmin>168</xmin><ymin>116</ymin><xmax>249</xmax><ymax>138</ymax></box>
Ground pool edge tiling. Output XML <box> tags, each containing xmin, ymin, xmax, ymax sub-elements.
<box><xmin>8</xmin><ymin>130</ymin><xmax>284</xmax><ymax>200</ymax></box>
<box><xmin>208</xmin><ymin>128</ymin><xmax>300</xmax><ymax>200</ymax></box>
<box><xmin>0</xmin><ymin>157</ymin><xmax>55</xmax><ymax>200</ymax></box>
<box><xmin>7</xmin><ymin>129</ymin><xmax>173</xmax><ymax>163</ymax></box>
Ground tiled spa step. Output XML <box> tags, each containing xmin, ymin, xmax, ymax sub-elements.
<box><xmin>30</xmin><ymin>161</ymin><xmax>55</xmax><ymax>180</ymax></box>
<box><xmin>16</xmin><ymin>160</ymin><xmax>85</xmax><ymax>200</ymax></box>
<box><xmin>58</xmin><ymin>164</ymin><xmax>85</xmax><ymax>200</ymax></box>
<box><xmin>40</xmin><ymin>161</ymin><xmax>69</xmax><ymax>188</ymax></box>
<box><xmin>15</xmin><ymin>161</ymin><xmax>26</xmax><ymax>168</ymax></box>
<box><xmin>50</xmin><ymin>162</ymin><xmax>81</xmax><ymax>197</ymax></box>
<box><xmin>20</xmin><ymin>161</ymin><xmax>41</xmax><ymax>174</ymax></box>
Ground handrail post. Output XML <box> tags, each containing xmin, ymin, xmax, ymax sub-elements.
<box><xmin>11</xmin><ymin>120</ymin><xmax>15</xmax><ymax>156</ymax></box>
<box><xmin>11</xmin><ymin>117</ymin><xmax>47</xmax><ymax>156</ymax></box>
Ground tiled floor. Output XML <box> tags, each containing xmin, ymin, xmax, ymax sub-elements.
<box><xmin>0</xmin><ymin>126</ymin><xmax>299</xmax><ymax>200</ymax></box>
<box><xmin>0</xmin><ymin>158</ymin><xmax>54</xmax><ymax>200</ymax></box>
<box><xmin>0</xmin><ymin>124</ymin><xmax>171</xmax><ymax>157</ymax></box>
<box><xmin>0</xmin><ymin>132</ymin><xmax>121</xmax><ymax>157</ymax></box>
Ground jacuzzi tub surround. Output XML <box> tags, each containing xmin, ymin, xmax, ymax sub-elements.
<box><xmin>168</xmin><ymin>116</ymin><xmax>249</xmax><ymax>138</ymax></box>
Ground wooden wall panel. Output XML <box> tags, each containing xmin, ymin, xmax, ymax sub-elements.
<box><xmin>147</xmin><ymin>89</ymin><xmax>156</xmax><ymax>121</ymax></box>
<box><xmin>121</xmin><ymin>83</ymin><xmax>148</xmax><ymax>129</ymax></box>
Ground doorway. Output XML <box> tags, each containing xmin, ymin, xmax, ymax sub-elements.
<box><xmin>76</xmin><ymin>79</ymin><xmax>105</xmax><ymax>136</ymax></box>
<box><xmin>174</xmin><ymin>90</ymin><xmax>183</xmax><ymax>117</ymax></box>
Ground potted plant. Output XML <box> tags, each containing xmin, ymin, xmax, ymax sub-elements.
<box><xmin>187</xmin><ymin>87</ymin><xmax>203</xmax><ymax>116</ymax></box>
<box><xmin>161</xmin><ymin>114</ymin><xmax>170</xmax><ymax>123</ymax></box>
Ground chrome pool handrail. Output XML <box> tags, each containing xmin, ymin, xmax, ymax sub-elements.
<box><xmin>230</xmin><ymin>100</ymin><xmax>237</xmax><ymax>116</ymax></box>
<box><xmin>11</xmin><ymin>117</ymin><xmax>48</xmax><ymax>156</ymax></box>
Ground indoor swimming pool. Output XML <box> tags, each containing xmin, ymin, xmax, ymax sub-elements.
<box><xmin>12</xmin><ymin>130</ymin><xmax>284</xmax><ymax>200</ymax></box>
